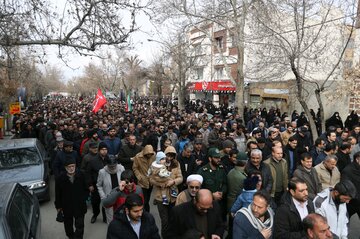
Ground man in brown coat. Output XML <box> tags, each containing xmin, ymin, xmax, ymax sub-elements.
<box><xmin>132</xmin><ymin>144</ymin><xmax>155</xmax><ymax>212</ymax></box>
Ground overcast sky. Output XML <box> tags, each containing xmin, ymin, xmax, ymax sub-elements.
<box><xmin>44</xmin><ymin>1</ymin><xmax>163</xmax><ymax>82</ymax></box>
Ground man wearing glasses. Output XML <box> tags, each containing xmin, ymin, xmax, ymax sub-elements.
<box><xmin>175</xmin><ymin>174</ymin><xmax>203</xmax><ymax>205</ymax></box>
<box><xmin>166</xmin><ymin>189</ymin><xmax>225</xmax><ymax>239</ymax></box>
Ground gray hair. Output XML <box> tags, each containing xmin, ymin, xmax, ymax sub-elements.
<box><xmin>250</xmin><ymin>149</ymin><xmax>262</xmax><ymax>158</ymax></box>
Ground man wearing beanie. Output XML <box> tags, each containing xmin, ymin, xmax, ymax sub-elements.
<box><xmin>55</xmin><ymin>155</ymin><xmax>88</xmax><ymax>239</ymax></box>
<box><xmin>81</xmin><ymin>129</ymin><xmax>100</xmax><ymax>157</ymax></box>
<box><xmin>84</xmin><ymin>141</ymin><xmax>109</xmax><ymax>223</ymax></box>
<box><xmin>53</xmin><ymin>140</ymin><xmax>80</xmax><ymax>178</ymax></box>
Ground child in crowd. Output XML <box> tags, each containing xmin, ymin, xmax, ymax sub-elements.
<box><xmin>148</xmin><ymin>151</ymin><xmax>178</xmax><ymax>204</ymax></box>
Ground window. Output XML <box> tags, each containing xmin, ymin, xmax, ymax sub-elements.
<box><xmin>8</xmin><ymin>187</ymin><xmax>33</xmax><ymax>238</ymax></box>
<box><xmin>196</xmin><ymin>68</ymin><xmax>204</xmax><ymax>80</ymax></box>
<box><xmin>215</xmin><ymin>67</ymin><xmax>224</xmax><ymax>80</ymax></box>
<box><xmin>215</xmin><ymin>37</ymin><xmax>223</xmax><ymax>49</ymax></box>
<box><xmin>230</xmin><ymin>34</ymin><xmax>237</xmax><ymax>47</ymax></box>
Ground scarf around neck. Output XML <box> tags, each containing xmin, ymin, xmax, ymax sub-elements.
<box><xmin>237</xmin><ymin>204</ymin><xmax>274</xmax><ymax>232</ymax></box>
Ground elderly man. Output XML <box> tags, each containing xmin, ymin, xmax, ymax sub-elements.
<box><xmin>166</xmin><ymin>189</ymin><xmax>225</xmax><ymax>239</ymax></box>
<box><xmin>175</xmin><ymin>174</ymin><xmax>203</xmax><ymax>205</ymax></box>
<box><xmin>314</xmin><ymin>180</ymin><xmax>356</xmax><ymax>238</ymax></box>
<box><xmin>245</xmin><ymin>149</ymin><xmax>273</xmax><ymax>194</ymax></box>
<box><xmin>302</xmin><ymin>213</ymin><xmax>334</xmax><ymax>239</ymax></box>
<box><xmin>314</xmin><ymin>155</ymin><xmax>340</xmax><ymax>190</ymax></box>
<box><xmin>233</xmin><ymin>190</ymin><xmax>274</xmax><ymax>239</ymax></box>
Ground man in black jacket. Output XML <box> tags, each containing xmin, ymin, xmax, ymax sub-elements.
<box><xmin>55</xmin><ymin>156</ymin><xmax>88</xmax><ymax>239</ymax></box>
<box><xmin>107</xmin><ymin>193</ymin><xmax>160</xmax><ymax>239</ymax></box>
<box><xmin>118</xmin><ymin>134</ymin><xmax>143</xmax><ymax>170</ymax></box>
<box><xmin>274</xmin><ymin>177</ymin><xmax>315</xmax><ymax>239</ymax></box>
<box><xmin>165</xmin><ymin>189</ymin><xmax>225</xmax><ymax>239</ymax></box>
<box><xmin>84</xmin><ymin>142</ymin><xmax>108</xmax><ymax>223</ymax></box>
<box><xmin>342</xmin><ymin>151</ymin><xmax>360</xmax><ymax>219</ymax></box>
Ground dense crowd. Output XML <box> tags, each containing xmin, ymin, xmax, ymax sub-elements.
<box><xmin>8</xmin><ymin>96</ymin><xmax>360</xmax><ymax>239</ymax></box>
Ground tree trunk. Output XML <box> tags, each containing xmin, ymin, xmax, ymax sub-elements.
<box><xmin>178</xmin><ymin>86</ymin><xmax>185</xmax><ymax>110</ymax></box>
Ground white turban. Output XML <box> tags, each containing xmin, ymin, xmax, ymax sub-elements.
<box><xmin>187</xmin><ymin>174</ymin><xmax>203</xmax><ymax>184</ymax></box>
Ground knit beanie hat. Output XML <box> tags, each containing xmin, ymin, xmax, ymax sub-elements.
<box><xmin>156</xmin><ymin>151</ymin><xmax>166</xmax><ymax>163</ymax></box>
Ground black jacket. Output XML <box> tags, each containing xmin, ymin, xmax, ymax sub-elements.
<box><xmin>165</xmin><ymin>201</ymin><xmax>225</xmax><ymax>239</ymax></box>
<box><xmin>274</xmin><ymin>192</ymin><xmax>315</xmax><ymax>239</ymax></box>
<box><xmin>107</xmin><ymin>209</ymin><xmax>160</xmax><ymax>239</ymax></box>
<box><xmin>118</xmin><ymin>144</ymin><xmax>143</xmax><ymax>170</ymax></box>
<box><xmin>245</xmin><ymin>162</ymin><xmax>273</xmax><ymax>193</ymax></box>
<box><xmin>342</xmin><ymin>161</ymin><xmax>360</xmax><ymax>200</ymax></box>
<box><xmin>84</xmin><ymin>154</ymin><xmax>107</xmax><ymax>187</ymax></box>
<box><xmin>54</xmin><ymin>171</ymin><xmax>88</xmax><ymax>217</ymax></box>
<box><xmin>335</xmin><ymin>150</ymin><xmax>351</xmax><ymax>172</ymax></box>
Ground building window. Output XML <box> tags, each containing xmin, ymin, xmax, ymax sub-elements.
<box><xmin>215</xmin><ymin>67</ymin><xmax>224</xmax><ymax>80</ymax></box>
<box><xmin>230</xmin><ymin>34</ymin><xmax>236</xmax><ymax>47</ymax></box>
<box><xmin>215</xmin><ymin>37</ymin><xmax>223</xmax><ymax>49</ymax></box>
<box><xmin>196</xmin><ymin>68</ymin><xmax>204</xmax><ymax>80</ymax></box>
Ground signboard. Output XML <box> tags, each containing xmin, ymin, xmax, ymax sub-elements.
<box><xmin>264</xmin><ymin>88</ymin><xmax>289</xmax><ymax>94</ymax></box>
<box><xmin>9</xmin><ymin>102</ymin><xmax>21</xmax><ymax>115</ymax></box>
<box><xmin>188</xmin><ymin>81</ymin><xmax>236</xmax><ymax>92</ymax></box>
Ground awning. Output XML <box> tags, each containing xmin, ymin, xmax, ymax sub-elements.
<box><xmin>188</xmin><ymin>81</ymin><xmax>236</xmax><ymax>92</ymax></box>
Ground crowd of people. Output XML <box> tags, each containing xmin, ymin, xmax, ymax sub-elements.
<box><xmin>8</xmin><ymin>96</ymin><xmax>360</xmax><ymax>239</ymax></box>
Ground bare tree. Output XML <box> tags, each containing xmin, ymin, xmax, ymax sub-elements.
<box><xmin>0</xmin><ymin>0</ymin><xmax>151</xmax><ymax>55</ymax></box>
<box><xmin>250</xmin><ymin>0</ymin><xmax>357</xmax><ymax>139</ymax></box>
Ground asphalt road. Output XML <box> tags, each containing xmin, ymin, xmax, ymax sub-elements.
<box><xmin>40</xmin><ymin>176</ymin><xmax>161</xmax><ymax>239</ymax></box>
<box><xmin>41</xmin><ymin>176</ymin><xmax>360</xmax><ymax>239</ymax></box>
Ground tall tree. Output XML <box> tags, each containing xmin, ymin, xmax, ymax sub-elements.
<box><xmin>250</xmin><ymin>0</ymin><xmax>357</xmax><ymax>139</ymax></box>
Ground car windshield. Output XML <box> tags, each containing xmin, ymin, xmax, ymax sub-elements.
<box><xmin>0</xmin><ymin>148</ymin><xmax>40</xmax><ymax>169</ymax></box>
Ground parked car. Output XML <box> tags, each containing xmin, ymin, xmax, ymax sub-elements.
<box><xmin>0</xmin><ymin>182</ymin><xmax>41</xmax><ymax>238</ymax></box>
<box><xmin>0</xmin><ymin>138</ymin><xmax>50</xmax><ymax>202</ymax></box>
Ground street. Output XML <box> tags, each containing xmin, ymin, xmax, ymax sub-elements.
<box><xmin>40</xmin><ymin>176</ymin><xmax>161</xmax><ymax>239</ymax></box>
<box><xmin>40</xmin><ymin>174</ymin><xmax>360</xmax><ymax>239</ymax></box>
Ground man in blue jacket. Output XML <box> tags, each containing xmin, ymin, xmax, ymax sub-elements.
<box><xmin>233</xmin><ymin>190</ymin><xmax>274</xmax><ymax>239</ymax></box>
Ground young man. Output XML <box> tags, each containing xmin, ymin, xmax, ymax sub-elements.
<box><xmin>107</xmin><ymin>193</ymin><xmax>160</xmax><ymax>239</ymax></box>
<box><xmin>313</xmin><ymin>180</ymin><xmax>356</xmax><ymax>238</ymax></box>
<box><xmin>274</xmin><ymin>178</ymin><xmax>315</xmax><ymax>238</ymax></box>
<box><xmin>233</xmin><ymin>190</ymin><xmax>274</xmax><ymax>239</ymax></box>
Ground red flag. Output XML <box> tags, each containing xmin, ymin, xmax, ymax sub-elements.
<box><xmin>92</xmin><ymin>88</ymin><xmax>107</xmax><ymax>113</ymax></box>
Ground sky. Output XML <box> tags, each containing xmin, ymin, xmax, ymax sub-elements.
<box><xmin>43</xmin><ymin>1</ymin><xmax>164</xmax><ymax>82</ymax></box>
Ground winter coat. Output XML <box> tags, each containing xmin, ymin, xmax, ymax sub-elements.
<box><xmin>84</xmin><ymin>154</ymin><xmax>107</xmax><ymax>187</ymax></box>
<box><xmin>227</xmin><ymin>166</ymin><xmax>247</xmax><ymax>211</ymax></box>
<box><xmin>165</xmin><ymin>201</ymin><xmax>225</xmax><ymax>239</ymax></box>
<box><xmin>107</xmin><ymin>209</ymin><xmax>160</xmax><ymax>239</ymax></box>
<box><xmin>132</xmin><ymin>145</ymin><xmax>156</xmax><ymax>189</ymax></box>
<box><xmin>314</xmin><ymin>188</ymin><xmax>348</xmax><ymax>238</ymax></box>
<box><xmin>314</xmin><ymin>162</ymin><xmax>340</xmax><ymax>190</ymax></box>
<box><xmin>118</xmin><ymin>143</ymin><xmax>143</xmax><ymax>170</ymax></box>
<box><xmin>230</xmin><ymin>189</ymin><xmax>257</xmax><ymax>214</ymax></box>
<box><xmin>335</xmin><ymin>150</ymin><xmax>351</xmax><ymax>173</ymax></box>
<box><xmin>97</xmin><ymin>164</ymin><xmax>125</xmax><ymax>199</ymax></box>
<box><xmin>102</xmin><ymin>184</ymin><xmax>144</xmax><ymax>213</ymax></box>
<box><xmin>341</xmin><ymin>161</ymin><xmax>360</xmax><ymax>200</ymax></box>
<box><xmin>104</xmin><ymin>137</ymin><xmax>122</xmax><ymax>156</ymax></box>
<box><xmin>274</xmin><ymin>192</ymin><xmax>315</xmax><ymax>239</ymax></box>
<box><xmin>263</xmin><ymin>157</ymin><xmax>289</xmax><ymax>197</ymax></box>
<box><xmin>245</xmin><ymin>162</ymin><xmax>273</xmax><ymax>194</ymax></box>
<box><xmin>293</xmin><ymin>165</ymin><xmax>322</xmax><ymax>200</ymax></box>
<box><xmin>54</xmin><ymin>171</ymin><xmax>88</xmax><ymax>217</ymax></box>
<box><xmin>233</xmin><ymin>207</ymin><xmax>273</xmax><ymax>239</ymax></box>
<box><xmin>150</xmin><ymin>162</ymin><xmax>183</xmax><ymax>204</ymax></box>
